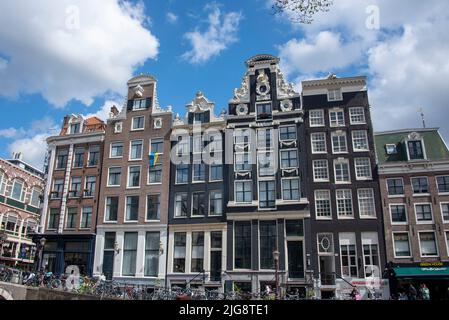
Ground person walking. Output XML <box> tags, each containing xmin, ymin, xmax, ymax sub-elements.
<box><xmin>420</xmin><ymin>284</ymin><xmax>430</xmax><ymax>300</ymax></box>
<box><xmin>408</xmin><ymin>284</ymin><xmax>417</xmax><ymax>300</ymax></box>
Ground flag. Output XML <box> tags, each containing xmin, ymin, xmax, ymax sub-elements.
<box><xmin>149</xmin><ymin>152</ymin><xmax>160</xmax><ymax>167</ymax></box>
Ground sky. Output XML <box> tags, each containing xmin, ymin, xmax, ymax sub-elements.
<box><xmin>1</xmin><ymin>0</ymin><xmax>449</xmax><ymax>170</ymax></box>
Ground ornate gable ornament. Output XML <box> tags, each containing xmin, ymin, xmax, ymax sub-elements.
<box><xmin>276</xmin><ymin>67</ymin><xmax>299</xmax><ymax>99</ymax></box>
<box><xmin>187</xmin><ymin>91</ymin><xmax>214</xmax><ymax>113</ymax></box>
<box><xmin>231</xmin><ymin>74</ymin><xmax>250</xmax><ymax>103</ymax></box>
<box><xmin>173</xmin><ymin>113</ymin><xmax>185</xmax><ymax>126</ymax></box>
<box><xmin>408</xmin><ymin>132</ymin><xmax>422</xmax><ymax>140</ymax></box>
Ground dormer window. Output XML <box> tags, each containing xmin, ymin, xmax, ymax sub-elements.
<box><xmin>385</xmin><ymin>144</ymin><xmax>398</xmax><ymax>155</ymax></box>
<box><xmin>328</xmin><ymin>88</ymin><xmax>343</xmax><ymax>102</ymax></box>
<box><xmin>133</xmin><ymin>99</ymin><xmax>146</xmax><ymax>110</ymax></box>
<box><xmin>256</xmin><ymin>103</ymin><xmax>272</xmax><ymax>121</ymax></box>
<box><xmin>193</xmin><ymin>112</ymin><xmax>206</xmax><ymax>124</ymax></box>
<box><xmin>70</xmin><ymin>122</ymin><xmax>80</xmax><ymax>134</ymax></box>
<box><xmin>408</xmin><ymin>140</ymin><xmax>425</xmax><ymax>160</ymax></box>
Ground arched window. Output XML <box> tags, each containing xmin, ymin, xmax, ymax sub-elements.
<box><xmin>0</xmin><ymin>170</ymin><xmax>7</xmax><ymax>195</ymax></box>
<box><xmin>10</xmin><ymin>178</ymin><xmax>27</xmax><ymax>202</ymax></box>
<box><xmin>29</xmin><ymin>187</ymin><xmax>43</xmax><ymax>208</ymax></box>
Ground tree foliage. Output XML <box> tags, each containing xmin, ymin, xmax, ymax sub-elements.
<box><xmin>272</xmin><ymin>0</ymin><xmax>334</xmax><ymax>24</ymax></box>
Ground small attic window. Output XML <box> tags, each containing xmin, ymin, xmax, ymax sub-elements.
<box><xmin>385</xmin><ymin>144</ymin><xmax>397</xmax><ymax>155</ymax></box>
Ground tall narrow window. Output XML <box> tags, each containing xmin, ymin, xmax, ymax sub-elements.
<box><xmin>259</xmin><ymin>221</ymin><xmax>277</xmax><ymax>269</ymax></box>
<box><xmin>144</xmin><ymin>232</ymin><xmax>160</xmax><ymax>277</ymax></box>
<box><xmin>174</xmin><ymin>193</ymin><xmax>188</xmax><ymax>217</ymax></box>
<box><xmin>210</xmin><ymin>164</ymin><xmax>223</xmax><ymax>181</ymax></box>
<box><xmin>11</xmin><ymin>179</ymin><xmax>25</xmax><ymax>201</ymax></box>
<box><xmin>331</xmin><ymin>132</ymin><xmax>348</xmax><ymax>154</ymax></box>
<box><xmin>311</xmin><ymin>132</ymin><xmax>327</xmax><ymax>153</ymax></box>
<box><xmin>108</xmin><ymin>167</ymin><xmax>121</xmax><ymax>186</ymax></box>
<box><xmin>30</xmin><ymin>188</ymin><xmax>42</xmax><ymax>207</ymax></box>
<box><xmin>125</xmin><ymin>196</ymin><xmax>139</xmax><ymax>221</ymax></box>
<box><xmin>210</xmin><ymin>191</ymin><xmax>223</xmax><ymax>216</ymax></box>
<box><xmin>193</xmin><ymin>163</ymin><xmax>206</xmax><ymax>182</ymax></box>
<box><xmin>132</xmin><ymin>116</ymin><xmax>145</xmax><ymax>130</ymax></box>
<box><xmin>191</xmin><ymin>232</ymin><xmax>205</xmax><ymax>272</ymax></box>
<box><xmin>148</xmin><ymin>164</ymin><xmax>162</xmax><ymax>184</ymax></box>
<box><xmin>73</xmin><ymin>148</ymin><xmax>84</xmax><ymax>167</ymax></box>
<box><xmin>122</xmin><ymin>232</ymin><xmax>138</xmax><ymax>276</ymax></box>
<box><xmin>69</xmin><ymin>177</ymin><xmax>81</xmax><ymax>197</ymax></box>
<box><xmin>393</xmin><ymin>233</ymin><xmax>411</xmax><ymax>257</ymax></box>
<box><xmin>363</xmin><ymin>242</ymin><xmax>379</xmax><ymax>278</ymax></box>
<box><xmin>146</xmin><ymin>195</ymin><xmax>160</xmax><ymax>221</ymax></box>
<box><xmin>105</xmin><ymin>197</ymin><xmax>118</xmax><ymax>222</ymax></box>
<box><xmin>441</xmin><ymin>203</ymin><xmax>449</xmax><ymax>222</ymax></box>
<box><xmin>336</xmin><ymin>190</ymin><xmax>353</xmax><ymax>218</ymax></box>
<box><xmin>437</xmin><ymin>176</ymin><xmax>449</xmax><ymax>193</ymax></box>
<box><xmin>313</xmin><ymin>160</ymin><xmax>329</xmax><ymax>182</ymax></box>
<box><xmin>258</xmin><ymin>151</ymin><xmax>275</xmax><ymax>176</ymax></box>
<box><xmin>419</xmin><ymin>232</ymin><xmax>438</xmax><ymax>257</ymax></box>
<box><xmin>173</xmin><ymin>233</ymin><xmax>186</xmax><ymax>273</ymax></box>
<box><xmin>150</xmin><ymin>139</ymin><xmax>164</xmax><ymax>154</ymax></box>
<box><xmin>315</xmin><ymin>190</ymin><xmax>331</xmax><ymax>218</ymax></box>
<box><xmin>309</xmin><ymin>110</ymin><xmax>324</xmax><ymax>127</ymax></box>
<box><xmin>355</xmin><ymin>158</ymin><xmax>372</xmax><ymax>180</ymax></box>
<box><xmin>257</xmin><ymin>129</ymin><xmax>273</xmax><ymax>149</ymax></box>
<box><xmin>84</xmin><ymin>176</ymin><xmax>96</xmax><ymax>197</ymax></box>
<box><xmin>80</xmin><ymin>206</ymin><xmax>92</xmax><ymax>229</ymax></box>
<box><xmin>235</xmin><ymin>152</ymin><xmax>251</xmax><ymax>171</ymax></box>
<box><xmin>259</xmin><ymin>181</ymin><xmax>276</xmax><ymax>209</ymax></box>
<box><xmin>408</xmin><ymin>140</ymin><xmax>424</xmax><ymax>160</ymax></box>
<box><xmin>56</xmin><ymin>149</ymin><xmax>68</xmax><ymax>169</ymax></box>
<box><xmin>192</xmin><ymin>192</ymin><xmax>206</xmax><ymax>216</ymax></box>
<box><xmin>88</xmin><ymin>145</ymin><xmax>100</xmax><ymax>166</ymax></box>
<box><xmin>210</xmin><ymin>232</ymin><xmax>222</xmax><ymax>281</ymax></box>
<box><xmin>48</xmin><ymin>208</ymin><xmax>60</xmax><ymax>230</ymax></box>
<box><xmin>127</xmin><ymin>166</ymin><xmax>140</xmax><ymax>188</ymax></box>
<box><xmin>358</xmin><ymin>189</ymin><xmax>376</xmax><ymax>218</ymax></box>
<box><xmin>52</xmin><ymin>179</ymin><xmax>64</xmax><ymax>199</ymax></box>
<box><xmin>334</xmin><ymin>159</ymin><xmax>350</xmax><ymax>183</ymax></box>
<box><xmin>66</xmin><ymin>207</ymin><xmax>77</xmax><ymax>229</ymax></box>
<box><xmin>103</xmin><ymin>233</ymin><xmax>116</xmax><ymax>280</ymax></box>
<box><xmin>340</xmin><ymin>244</ymin><xmax>358</xmax><ymax>277</ymax></box>
<box><xmin>176</xmin><ymin>164</ymin><xmax>189</xmax><ymax>184</ymax></box>
<box><xmin>235</xmin><ymin>222</ymin><xmax>251</xmax><ymax>269</ymax></box>
<box><xmin>130</xmin><ymin>140</ymin><xmax>143</xmax><ymax>160</ymax></box>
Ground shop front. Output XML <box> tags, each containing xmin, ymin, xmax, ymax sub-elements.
<box><xmin>36</xmin><ymin>234</ymin><xmax>96</xmax><ymax>276</ymax></box>
<box><xmin>393</xmin><ymin>262</ymin><xmax>449</xmax><ymax>300</ymax></box>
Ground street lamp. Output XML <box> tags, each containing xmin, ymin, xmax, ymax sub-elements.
<box><xmin>273</xmin><ymin>249</ymin><xmax>280</xmax><ymax>300</ymax></box>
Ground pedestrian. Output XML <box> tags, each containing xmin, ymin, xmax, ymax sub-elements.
<box><xmin>408</xmin><ymin>284</ymin><xmax>417</xmax><ymax>300</ymax></box>
<box><xmin>420</xmin><ymin>284</ymin><xmax>430</xmax><ymax>300</ymax></box>
<box><xmin>350</xmin><ymin>287</ymin><xmax>359</xmax><ymax>300</ymax></box>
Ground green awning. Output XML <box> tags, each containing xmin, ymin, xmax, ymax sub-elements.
<box><xmin>394</xmin><ymin>267</ymin><xmax>449</xmax><ymax>278</ymax></box>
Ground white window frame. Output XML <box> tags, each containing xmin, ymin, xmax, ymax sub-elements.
<box><xmin>281</xmin><ymin>177</ymin><xmax>301</xmax><ymax>201</ymax></box>
<box><xmin>331</xmin><ymin>131</ymin><xmax>348</xmax><ymax>154</ymax></box>
<box><xmin>258</xmin><ymin>150</ymin><xmax>276</xmax><ymax>177</ymax></box>
<box><xmin>129</xmin><ymin>139</ymin><xmax>144</xmax><ymax>161</ymax></box>
<box><xmin>389</xmin><ymin>203</ymin><xmax>408</xmax><ymax>225</ymax></box>
<box><xmin>418</xmin><ymin>231</ymin><xmax>439</xmax><ymax>258</ymax></box>
<box><xmin>312</xmin><ymin>160</ymin><xmax>329</xmax><ymax>182</ymax></box>
<box><xmin>104</xmin><ymin>196</ymin><xmax>119</xmax><ymax>223</ymax></box>
<box><xmin>234</xmin><ymin>152</ymin><xmax>251</xmax><ymax>173</ymax></box>
<box><xmin>440</xmin><ymin>202</ymin><xmax>449</xmax><ymax>223</ymax></box>
<box><xmin>314</xmin><ymin>190</ymin><xmax>332</xmax><ymax>220</ymax></box>
<box><xmin>352</xmin><ymin>130</ymin><xmax>369</xmax><ymax>152</ymax></box>
<box><xmin>124</xmin><ymin>195</ymin><xmax>139</xmax><ymax>222</ymax></box>
<box><xmin>209</xmin><ymin>190</ymin><xmax>223</xmax><ymax>216</ymax></box>
<box><xmin>147</xmin><ymin>163</ymin><xmax>163</xmax><ymax>185</ymax></box>
<box><xmin>280</xmin><ymin>149</ymin><xmax>298</xmax><ymax>170</ymax></box>
<box><xmin>109</xmin><ymin>141</ymin><xmax>124</xmax><ymax>159</ymax></box>
<box><xmin>386</xmin><ymin>177</ymin><xmax>405</xmax><ymax>198</ymax></box>
<box><xmin>392</xmin><ymin>232</ymin><xmax>412</xmax><ymax>259</ymax></box>
<box><xmin>127</xmin><ymin>165</ymin><xmax>141</xmax><ymax>189</ymax></box>
<box><xmin>234</xmin><ymin>180</ymin><xmax>253</xmax><ymax>204</ymax></box>
<box><xmin>131</xmin><ymin>115</ymin><xmax>145</xmax><ymax>131</ymax></box>
<box><xmin>279</xmin><ymin>125</ymin><xmax>297</xmax><ymax>141</ymax></box>
<box><xmin>145</xmin><ymin>194</ymin><xmax>161</xmax><ymax>222</ymax></box>
<box><xmin>311</xmin><ymin>132</ymin><xmax>327</xmax><ymax>154</ymax></box>
<box><xmin>336</xmin><ymin>189</ymin><xmax>353</xmax><ymax>219</ymax></box>
<box><xmin>436</xmin><ymin>175</ymin><xmax>449</xmax><ymax>195</ymax></box>
<box><xmin>354</xmin><ymin>158</ymin><xmax>372</xmax><ymax>181</ymax></box>
<box><xmin>11</xmin><ymin>179</ymin><xmax>25</xmax><ymax>202</ymax></box>
<box><xmin>191</xmin><ymin>192</ymin><xmax>207</xmax><ymax>217</ymax></box>
<box><xmin>80</xmin><ymin>206</ymin><xmax>93</xmax><ymax>229</ymax></box>
<box><xmin>107</xmin><ymin>167</ymin><xmax>121</xmax><ymax>187</ymax></box>
<box><xmin>414</xmin><ymin>203</ymin><xmax>434</xmax><ymax>224</ymax></box>
<box><xmin>309</xmin><ymin>109</ymin><xmax>325</xmax><ymax>127</ymax></box>
<box><xmin>411</xmin><ymin>176</ymin><xmax>430</xmax><ymax>196</ymax></box>
<box><xmin>149</xmin><ymin>138</ymin><xmax>164</xmax><ymax>154</ymax></box>
<box><xmin>349</xmin><ymin>107</ymin><xmax>366</xmax><ymax>125</ymax></box>
<box><xmin>405</xmin><ymin>138</ymin><xmax>427</xmax><ymax>161</ymax></box>
<box><xmin>327</xmin><ymin>88</ymin><xmax>343</xmax><ymax>102</ymax></box>
<box><xmin>329</xmin><ymin>109</ymin><xmax>345</xmax><ymax>127</ymax></box>
<box><xmin>174</xmin><ymin>193</ymin><xmax>188</xmax><ymax>218</ymax></box>
<box><xmin>132</xmin><ymin>99</ymin><xmax>146</xmax><ymax>110</ymax></box>
<box><xmin>357</xmin><ymin>188</ymin><xmax>376</xmax><ymax>219</ymax></box>
<box><xmin>333</xmin><ymin>158</ymin><xmax>351</xmax><ymax>184</ymax></box>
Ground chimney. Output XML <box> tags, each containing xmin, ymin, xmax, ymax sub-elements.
<box><xmin>11</xmin><ymin>152</ymin><xmax>23</xmax><ymax>160</ymax></box>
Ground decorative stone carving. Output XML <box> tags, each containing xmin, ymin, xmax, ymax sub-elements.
<box><xmin>280</xmin><ymin>99</ymin><xmax>293</xmax><ymax>112</ymax></box>
<box><xmin>276</xmin><ymin>67</ymin><xmax>299</xmax><ymax>99</ymax></box>
<box><xmin>231</xmin><ymin>75</ymin><xmax>250</xmax><ymax>103</ymax></box>
<box><xmin>134</xmin><ymin>85</ymin><xmax>144</xmax><ymax>97</ymax></box>
<box><xmin>173</xmin><ymin>113</ymin><xmax>185</xmax><ymax>126</ymax></box>
<box><xmin>408</xmin><ymin>132</ymin><xmax>421</xmax><ymax>140</ymax></box>
<box><xmin>236</xmin><ymin>104</ymin><xmax>249</xmax><ymax>116</ymax></box>
<box><xmin>256</xmin><ymin>69</ymin><xmax>271</xmax><ymax>101</ymax></box>
<box><xmin>187</xmin><ymin>91</ymin><xmax>214</xmax><ymax>113</ymax></box>
<box><xmin>114</xmin><ymin>122</ymin><xmax>123</xmax><ymax>133</ymax></box>
<box><xmin>154</xmin><ymin>118</ymin><xmax>163</xmax><ymax>129</ymax></box>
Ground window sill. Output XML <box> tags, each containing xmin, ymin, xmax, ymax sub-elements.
<box><xmin>126</xmin><ymin>186</ymin><xmax>140</xmax><ymax>190</ymax></box>
<box><xmin>438</xmin><ymin>192</ymin><xmax>449</xmax><ymax>196</ymax></box>
<box><xmin>388</xmin><ymin>195</ymin><xmax>405</xmax><ymax>199</ymax></box>
<box><xmin>109</xmin><ymin>156</ymin><xmax>123</xmax><ymax>159</ymax></box>
<box><xmin>123</xmin><ymin>221</ymin><xmax>139</xmax><ymax>224</ymax></box>
<box><xmin>174</xmin><ymin>216</ymin><xmax>188</xmax><ymax>219</ymax></box>
<box><xmin>313</xmin><ymin>180</ymin><xmax>330</xmax><ymax>183</ymax></box>
<box><xmin>420</xmin><ymin>255</ymin><xmax>439</xmax><ymax>258</ymax></box>
<box><xmin>391</xmin><ymin>222</ymin><xmax>408</xmax><ymax>226</ymax></box>
<box><xmin>353</xmin><ymin>150</ymin><xmax>370</xmax><ymax>153</ymax></box>
<box><xmin>416</xmin><ymin>221</ymin><xmax>434</xmax><ymax>225</ymax></box>
<box><xmin>350</xmin><ymin>122</ymin><xmax>367</xmax><ymax>126</ymax></box>
<box><xmin>128</xmin><ymin>159</ymin><xmax>143</xmax><ymax>162</ymax></box>
<box><xmin>107</xmin><ymin>185</ymin><xmax>120</xmax><ymax>188</ymax></box>
<box><xmin>86</xmin><ymin>165</ymin><xmax>98</xmax><ymax>168</ymax></box>
<box><xmin>356</xmin><ymin>178</ymin><xmax>373</xmax><ymax>181</ymax></box>
<box><xmin>147</xmin><ymin>182</ymin><xmax>162</xmax><ymax>186</ymax></box>
<box><xmin>103</xmin><ymin>221</ymin><xmax>118</xmax><ymax>224</ymax></box>
<box><xmin>131</xmin><ymin>129</ymin><xmax>145</xmax><ymax>132</ymax></box>
<box><xmin>359</xmin><ymin>216</ymin><xmax>377</xmax><ymax>219</ymax></box>
<box><xmin>191</xmin><ymin>215</ymin><xmax>206</xmax><ymax>218</ymax></box>
<box><xmin>338</xmin><ymin>216</ymin><xmax>355</xmax><ymax>220</ymax></box>
<box><xmin>412</xmin><ymin>193</ymin><xmax>431</xmax><ymax>197</ymax></box>
<box><xmin>145</xmin><ymin>220</ymin><xmax>161</xmax><ymax>223</ymax></box>
<box><xmin>394</xmin><ymin>256</ymin><xmax>412</xmax><ymax>259</ymax></box>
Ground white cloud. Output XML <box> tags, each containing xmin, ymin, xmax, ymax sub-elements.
<box><xmin>166</xmin><ymin>12</ymin><xmax>178</xmax><ymax>24</ymax></box>
<box><xmin>182</xmin><ymin>4</ymin><xmax>243</xmax><ymax>64</ymax></box>
<box><xmin>278</xmin><ymin>31</ymin><xmax>365</xmax><ymax>76</ymax></box>
<box><xmin>276</xmin><ymin>0</ymin><xmax>449</xmax><ymax>140</ymax></box>
<box><xmin>4</xmin><ymin>117</ymin><xmax>59</xmax><ymax>168</ymax></box>
<box><xmin>0</xmin><ymin>0</ymin><xmax>159</xmax><ymax>107</ymax></box>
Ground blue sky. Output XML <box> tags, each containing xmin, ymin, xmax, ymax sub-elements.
<box><xmin>1</xmin><ymin>0</ymin><xmax>449</xmax><ymax>168</ymax></box>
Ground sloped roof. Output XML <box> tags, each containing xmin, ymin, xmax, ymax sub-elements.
<box><xmin>85</xmin><ymin>116</ymin><xmax>104</xmax><ymax>126</ymax></box>
<box><xmin>374</xmin><ymin>128</ymin><xmax>449</xmax><ymax>165</ymax></box>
